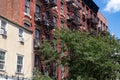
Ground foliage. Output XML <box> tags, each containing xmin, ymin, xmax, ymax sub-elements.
<box><xmin>33</xmin><ymin>68</ymin><xmax>53</xmax><ymax>80</ymax></box>
<box><xmin>39</xmin><ymin>29</ymin><xmax>120</xmax><ymax>80</ymax></box>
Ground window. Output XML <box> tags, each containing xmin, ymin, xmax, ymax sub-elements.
<box><xmin>53</xmin><ymin>16</ymin><xmax>57</xmax><ymax>24</ymax></box>
<box><xmin>60</xmin><ymin>2</ymin><xmax>64</xmax><ymax>14</ymax></box>
<box><xmin>77</xmin><ymin>17</ymin><xmax>80</xmax><ymax>22</ymax></box>
<box><xmin>90</xmin><ymin>11</ymin><xmax>92</xmax><ymax>18</ymax></box>
<box><xmin>86</xmin><ymin>7</ymin><xmax>89</xmax><ymax>17</ymax></box>
<box><xmin>82</xmin><ymin>3</ymin><xmax>84</xmax><ymax>11</ymax></box>
<box><xmin>61</xmin><ymin>65</ymin><xmax>64</xmax><ymax>79</ymax></box>
<box><xmin>0</xmin><ymin>51</ymin><xmax>5</xmax><ymax>70</ymax></box>
<box><xmin>19</xmin><ymin>29</ymin><xmax>23</xmax><ymax>37</ymax></box>
<box><xmin>53</xmin><ymin>63</ymin><xmax>57</xmax><ymax>78</ymax></box>
<box><xmin>35</xmin><ymin>29</ymin><xmax>40</xmax><ymax>40</ymax></box>
<box><xmin>61</xmin><ymin>20</ymin><xmax>64</xmax><ymax>29</ymax></box>
<box><xmin>98</xmin><ymin>27</ymin><xmax>101</xmax><ymax>32</ymax></box>
<box><xmin>35</xmin><ymin>29</ymin><xmax>40</xmax><ymax>47</ymax></box>
<box><xmin>45</xmin><ymin>11</ymin><xmax>49</xmax><ymax>19</ymax></box>
<box><xmin>34</xmin><ymin>54</ymin><xmax>40</xmax><ymax>68</ymax></box>
<box><xmin>24</xmin><ymin>22</ymin><xmax>30</xmax><ymax>28</ymax></box>
<box><xmin>25</xmin><ymin>0</ymin><xmax>30</xmax><ymax>14</ymax></box>
<box><xmin>19</xmin><ymin>29</ymin><xmax>24</xmax><ymax>43</ymax></box>
<box><xmin>36</xmin><ymin>4</ymin><xmax>40</xmax><ymax>14</ymax></box>
<box><xmin>17</xmin><ymin>55</ymin><xmax>23</xmax><ymax>73</ymax></box>
<box><xmin>0</xmin><ymin>20</ymin><xmax>7</xmax><ymax>36</ymax></box>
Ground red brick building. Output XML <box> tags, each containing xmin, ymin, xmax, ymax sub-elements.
<box><xmin>97</xmin><ymin>12</ymin><xmax>108</xmax><ymax>32</ymax></box>
<box><xmin>0</xmin><ymin>0</ymin><xmax>108</xmax><ymax>80</ymax></box>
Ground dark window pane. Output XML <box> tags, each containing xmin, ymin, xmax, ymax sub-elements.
<box><xmin>25</xmin><ymin>0</ymin><xmax>30</xmax><ymax>14</ymax></box>
<box><xmin>24</xmin><ymin>22</ymin><xmax>30</xmax><ymax>28</ymax></box>
<box><xmin>36</xmin><ymin>4</ymin><xmax>40</xmax><ymax>14</ymax></box>
<box><xmin>35</xmin><ymin>29</ymin><xmax>40</xmax><ymax>39</ymax></box>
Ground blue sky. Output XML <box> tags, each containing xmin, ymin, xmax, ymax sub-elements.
<box><xmin>94</xmin><ymin>0</ymin><xmax>120</xmax><ymax>38</ymax></box>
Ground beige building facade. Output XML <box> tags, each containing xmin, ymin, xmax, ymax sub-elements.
<box><xmin>0</xmin><ymin>16</ymin><xmax>33</xmax><ymax>80</ymax></box>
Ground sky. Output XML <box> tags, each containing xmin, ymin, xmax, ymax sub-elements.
<box><xmin>94</xmin><ymin>0</ymin><xmax>120</xmax><ymax>38</ymax></box>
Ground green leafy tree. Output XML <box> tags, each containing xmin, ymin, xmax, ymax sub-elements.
<box><xmin>33</xmin><ymin>68</ymin><xmax>53</xmax><ymax>80</ymax></box>
<box><xmin>39</xmin><ymin>29</ymin><xmax>120</xmax><ymax>80</ymax></box>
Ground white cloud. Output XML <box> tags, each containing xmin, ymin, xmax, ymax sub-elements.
<box><xmin>104</xmin><ymin>0</ymin><xmax>120</xmax><ymax>13</ymax></box>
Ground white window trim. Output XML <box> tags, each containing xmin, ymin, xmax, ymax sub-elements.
<box><xmin>24</xmin><ymin>0</ymin><xmax>31</xmax><ymax>15</ymax></box>
<box><xmin>18</xmin><ymin>29</ymin><xmax>24</xmax><ymax>43</ymax></box>
<box><xmin>0</xmin><ymin>50</ymin><xmax>6</xmax><ymax>71</ymax></box>
<box><xmin>16</xmin><ymin>54</ymin><xmax>24</xmax><ymax>74</ymax></box>
<box><xmin>0</xmin><ymin>20</ymin><xmax>7</xmax><ymax>36</ymax></box>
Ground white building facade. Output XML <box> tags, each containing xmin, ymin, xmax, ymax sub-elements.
<box><xmin>0</xmin><ymin>16</ymin><xmax>33</xmax><ymax>80</ymax></box>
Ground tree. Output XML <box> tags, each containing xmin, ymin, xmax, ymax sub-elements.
<box><xmin>39</xmin><ymin>29</ymin><xmax>120</xmax><ymax>80</ymax></box>
<box><xmin>33</xmin><ymin>68</ymin><xmax>53</xmax><ymax>80</ymax></box>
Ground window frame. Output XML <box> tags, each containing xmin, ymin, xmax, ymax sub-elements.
<box><xmin>53</xmin><ymin>16</ymin><xmax>57</xmax><ymax>24</ymax></box>
<box><xmin>19</xmin><ymin>29</ymin><xmax>24</xmax><ymax>38</ymax></box>
<box><xmin>36</xmin><ymin>4</ymin><xmax>40</xmax><ymax>14</ymax></box>
<box><xmin>60</xmin><ymin>1</ymin><xmax>64</xmax><ymax>14</ymax></box>
<box><xmin>0</xmin><ymin>51</ymin><xmax>6</xmax><ymax>71</ymax></box>
<box><xmin>35</xmin><ymin>28</ymin><xmax>40</xmax><ymax>46</ymax></box>
<box><xmin>61</xmin><ymin>65</ymin><xmax>65</xmax><ymax>79</ymax></box>
<box><xmin>0</xmin><ymin>20</ymin><xmax>7</xmax><ymax>36</ymax></box>
<box><xmin>16</xmin><ymin>54</ymin><xmax>24</xmax><ymax>73</ymax></box>
<box><xmin>25</xmin><ymin>0</ymin><xmax>30</xmax><ymax>14</ymax></box>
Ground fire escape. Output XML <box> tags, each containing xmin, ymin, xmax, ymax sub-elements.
<box><xmin>35</xmin><ymin>1</ymin><xmax>57</xmax><ymax>30</ymax></box>
<box><xmin>34</xmin><ymin>1</ymin><xmax>58</xmax><ymax>78</ymax></box>
<box><xmin>86</xmin><ymin>15</ymin><xmax>98</xmax><ymax>33</ymax></box>
<box><xmin>66</xmin><ymin>0</ymin><xmax>82</xmax><ymax>29</ymax></box>
<box><xmin>42</xmin><ymin>0</ymin><xmax>57</xmax><ymax>9</ymax></box>
<box><xmin>82</xmin><ymin>0</ymin><xmax>99</xmax><ymax>33</ymax></box>
<box><xmin>34</xmin><ymin>0</ymin><xmax>57</xmax><ymax>48</ymax></box>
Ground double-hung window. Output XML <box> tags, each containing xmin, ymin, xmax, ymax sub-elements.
<box><xmin>19</xmin><ymin>29</ymin><xmax>24</xmax><ymax>43</ymax></box>
<box><xmin>17</xmin><ymin>55</ymin><xmax>23</xmax><ymax>73</ymax></box>
<box><xmin>53</xmin><ymin>16</ymin><xmax>57</xmax><ymax>26</ymax></box>
<box><xmin>36</xmin><ymin>4</ymin><xmax>40</xmax><ymax>16</ymax></box>
<box><xmin>25</xmin><ymin>0</ymin><xmax>30</xmax><ymax>14</ymax></box>
<box><xmin>0</xmin><ymin>51</ymin><xmax>5</xmax><ymax>70</ymax></box>
<box><xmin>34</xmin><ymin>54</ymin><xmax>40</xmax><ymax>68</ymax></box>
<box><xmin>0</xmin><ymin>20</ymin><xmax>7</xmax><ymax>36</ymax></box>
<box><xmin>60</xmin><ymin>2</ymin><xmax>64</xmax><ymax>14</ymax></box>
<box><xmin>35</xmin><ymin>29</ymin><xmax>40</xmax><ymax>47</ymax></box>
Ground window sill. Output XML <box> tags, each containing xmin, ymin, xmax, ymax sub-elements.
<box><xmin>24</xmin><ymin>12</ymin><xmax>32</xmax><ymax>19</ymax></box>
<box><xmin>15</xmin><ymin>72</ymin><xmax>24</xmax><ymax>75</ymax></box>
<box><xmin>60</xmin><ymin>12</ymin><xmax>65</xmax><ymax>17</ymax></box>
<box><xmin>0</xmin><ymin>69</ymin><xmax>5</xmax><ymax>72</ymax></box>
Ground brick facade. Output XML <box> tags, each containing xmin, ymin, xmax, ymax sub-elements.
<box><xmin>0</xmin><ymin>0</ymin><xmax>108</xmax><ymax>80</ymax></box>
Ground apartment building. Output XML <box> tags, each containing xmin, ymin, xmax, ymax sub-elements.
<box><xmin>0</xmin><ymin>0</ymin><xmax>108</xmax><ymax>80</ymax></box>
<box><xmin>0</xmin><ymin>16</ymin><xmax>33</xmax><ymax>80</ymax></box>
<box><xmin>97</xmin><ymin>12</ymin><xmax>108</xmax><ymax>32</ymax></box>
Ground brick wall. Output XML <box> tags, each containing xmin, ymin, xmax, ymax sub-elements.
<box><xmin>0</xmin><ymin>0</ymin><xmax>21</xmax><ymax>24</ymax></box>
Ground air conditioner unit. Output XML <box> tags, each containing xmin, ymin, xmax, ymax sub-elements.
<box><xmin>0</xmin><ymin>29</ymin><xmax>7</xmax><ymax>36</ymax></box>
<box><xmin>35</xmin><ymin>17</ymin><xmax>41</xmax><ymax>21</ymax></box>
<box><xmin>19</xmin><ymin>37</ymin><xmax>24</xmax><ymax>43</ymax></box>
